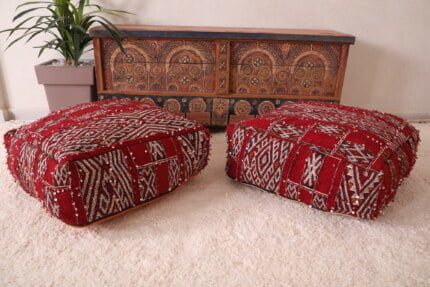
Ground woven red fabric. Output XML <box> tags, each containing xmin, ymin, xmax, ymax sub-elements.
<box><xmin>226</xmin><ymin>101</ymin><xmax>419</xmax><ymax>219</ymax></box>
<box><xmin>4</xmin><ymin>100</ymin><xmax>210</xmax><ymax>226</ymax></box>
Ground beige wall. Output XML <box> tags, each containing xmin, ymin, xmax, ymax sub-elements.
<box><xmin>0</xmin><ymin>57</ymin><xmax>8</xmax><ymax>122</ymax></box>
<box><xmin>1</xmin><ymin>0</ymin><xmax>429</xmax><ymax>120</ymax></box>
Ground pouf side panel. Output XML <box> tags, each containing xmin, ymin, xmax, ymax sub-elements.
<box><xmin>42</xmin><ymin>160</ymin><xmax>88</xmax><ymax>226</ymax></box>
<box><xmin>4</xmin><ymin>129</ymin><xmax>87</xmax><ymax>225</ymax></box>
<box><xmin>372</xmin><ymin>127</ymin><xmax>419</xmax><ymax>218</ymax></box>
<box><xmin>226</xmin><ymin>113</ymin><xmax>420</xmax><ymax>220</ymax></box>
<box><xmin>225</xmin><ymin>125</ymin><xmax>246</xmax><ymax>180</ymax></box>
<box><xmin>226</xmin><ymin>124</ymin><xmax>265</xmax><ymax>181</ymax></box>
<box><xmin>7</xmin><ymin>138</ymin><xmax>39</xmax><ymax>197</ymax></box>
<box><xmin>226</xmin><ymin>124</ymin><xmax>296</xmax><ymax>198</ymax></box>
<box><xmin>240</xmin><ymin>129</ymin><xmax>294</xmax><ymax>194</ymax></box>
<box><xmin>332</xmin><ymin>163</ymin><xmax>384</xmax><ymax>219</ymax></box>
<box><xmin>375</xmin><ymin>134</ymin><xmax>420</xmax><ymax>216</ymax></box>
<box><xmin>232</xmin><ymin>127</ymin><xmax>350</xmax><ymax>212</ymax></box>
<box><xmin>226</xmin><ymin>124</ymin><xmax>381</xmax><ymax>218</ymax></box>
<box><xmin>69</xmin><ymin>128</ymin><xmax>210</xmax><ymax>226</ymax></box>
<box><xmin>71</xmin><ymin>148</ymin><xmax>138</xmax><ymax>224</ymax></box>
<box><xmin>4</xmin><ymin>129</ymin><xmax>23</xmax><ymax>189</ymax></box>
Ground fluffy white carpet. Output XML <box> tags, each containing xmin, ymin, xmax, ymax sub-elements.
<box><xmin>0</xmin><ymin>121</ymin><xmax>429</xmax><ymax>287</ymax></box>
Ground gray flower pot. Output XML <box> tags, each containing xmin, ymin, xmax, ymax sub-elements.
<box><xmin>35</xmin><ymin>60</ymin><xmax>96</xmax><ymax>112</ymax></box>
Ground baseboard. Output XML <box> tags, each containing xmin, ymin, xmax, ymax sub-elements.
<box><xmin>8</xmin><ymin>108</ymin><xmax>48</xmax><ymax>121</ymax></box>
<box><xmin>0</xmin><ymin>108</ymin><xmax>9</xmax><ymax>122</ymax></box>
<box><xmin>394</xmin><ymin>112</ymin><xmax>430</xmax><ymax>123</ymax></box>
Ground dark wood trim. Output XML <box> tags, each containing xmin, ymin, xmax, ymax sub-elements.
<box><xmin>100</xmin><ymin>90</ymin><xmax>339</xmax><ymax>101</ymax></box>
<box><xmin>93</xmin><ymin>38</ymin><xmax>105</xmax><ymax>92</ymax></box>
<box><xmin>90</xmin><ymin>25</ymin><xmax>355</xmax><ymax>44</ymax></box>
<box><xmin>101</xmin><ymin>90</ymin><xmax>216</xmax><ymax>97</ymax></box>
<box><xmin>334</xmin><ymin>44</ymin><xmax>350</xmax><ymax>102</ymax></box>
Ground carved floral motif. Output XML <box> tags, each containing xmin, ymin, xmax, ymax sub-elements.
<box><xmin>163</xmin><ymin>99</ymin><xmax>181</xmax><ymax>114</ymax></box>
<box><xmin>189</xmin><ymin>98</ymin><xmax>207</xmax><ymax>113</ymax></box>
<box><xmin>234</xmin><ymin>100</ymin><xmax>252</xmax><ymax>115</ymax></box>
<box><xmin>258</xmin><ymin>101</ymin><xmax>276</xmax><ymax>115</ymax></box>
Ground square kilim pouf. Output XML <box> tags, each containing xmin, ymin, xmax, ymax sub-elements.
<box><xmin>4</xmin><ymin>100</ymin><xmax>210</xmax><ymax>226</ymax></box>
<box><xmin>226</xmin><ymin>101</ymin><xmax>419</xmax><ymax>219</ymax></box>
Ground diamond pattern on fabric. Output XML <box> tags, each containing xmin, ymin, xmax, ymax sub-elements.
<box><xmin>226</xmin><ymin>101</ymin><xmax>419</xmax><ymax>220</ymax></box>
<box><xmin>4</xmin><ymin>100</ymin><xmax>210</xmax><ymax>226</ymax></box>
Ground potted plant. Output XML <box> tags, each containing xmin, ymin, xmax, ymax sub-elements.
<box><xmin>1</xmin><ymin>0</ymin><xmax>130</xmax><ymax>111</ymax></box>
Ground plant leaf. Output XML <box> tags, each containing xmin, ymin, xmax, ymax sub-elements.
<box><xmin>3</xmin><ymin>0</ymin><xmax>132</xmax><ymax>63</ymax></box>
<box><xmin>13</xmin><ymin>7</ymin><xmax>46</xmax><ymax>22</ymax></box>
<box><xmin>17</xmin><ymin>1</ymin><xmax>52</xmax><ymax>10</ymax></box>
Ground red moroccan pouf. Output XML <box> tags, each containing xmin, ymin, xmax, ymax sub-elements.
<box><xmin>226</xmin><ymin>101</ymin><xmax>419</xmax><ymax>219</ymax></box>
<box><xmin>4</xmin><ymin>100</ymin><xmax>210</xmax><ymax>226</ymax></box>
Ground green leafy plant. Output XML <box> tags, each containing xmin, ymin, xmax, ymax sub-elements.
<box><xmin>0</xmin><ymin>0</ymin><xmax>131</xmax><ymax>66</ymax></box>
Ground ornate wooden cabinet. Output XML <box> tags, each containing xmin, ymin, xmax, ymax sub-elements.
<box><xmin>90</xmin><ymin>25</ymin><xmax>355</xmax><ymax>126</ymax></box>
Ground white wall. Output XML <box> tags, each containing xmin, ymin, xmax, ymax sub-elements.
<box><xmin>1</xmin><ymin>0</ymin><xmax>429</xmax><ymax>120</ymax></box>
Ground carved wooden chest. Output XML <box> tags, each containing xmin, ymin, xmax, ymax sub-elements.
<box><xmin>90</xmin><ymin>25</ymin><xmax>355</xmax><ymax>126</ymax></box>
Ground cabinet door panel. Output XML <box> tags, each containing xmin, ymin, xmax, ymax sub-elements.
<box><xmin>229</xmin><ymin>41</ymin><xmax>341</xmax><ymax>97</ymax></box>
<box><xmin>102</xmin><ymin>38</ymin><xmax>217</xmax><ymax>92</ymax></box>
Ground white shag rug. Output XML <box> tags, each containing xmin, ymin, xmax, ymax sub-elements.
<box><xmin>0</xmin><ymin>121</ymin><xmax>429</xmax><ymax>287</ymax></box>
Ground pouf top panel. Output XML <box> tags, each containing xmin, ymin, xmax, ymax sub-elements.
<box><xmin>238</xmin><ymin>101</ymin><xmax>419</xmax><ymax>170</ymax></box>
<box><xmin>8</xmin><ymin>100</ymin><xmax>201</xmax><ymax>163</ymax></box>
